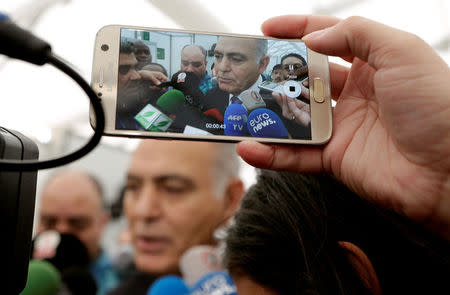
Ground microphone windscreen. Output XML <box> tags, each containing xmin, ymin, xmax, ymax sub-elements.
<box><xmin>189</xmin><ymin>272</ymin><xmax>237</xmax><ymax>295</ymax></box>
<box><xmin>170</xmin><ymin>71</ymin><xmax>204</xmax><ymax>106</ymax></box>
<box><xmin>239</xmin><ymin>89</ymin><xmax>266</xmax><ymax>112</ymax></box>
<box><xmin>247</xmin><ymin>108</ymin><xmax>289</xmax><ymax>138</ymax></box>
<box><xmin>203</xmin><ymin>108</ymin><xmax>224</xmax><ymax>122</ymax></box>
<box><xmin>224</xmin><ymin>104</ymin><xmax>249</xmax><ymax>136</ymax></box>
<box><xmin>62</xmin><ymin>267</ymin><xmax>97</xmax><ymax>295</ymax></box>
<box><xmin>20</xmin><ymin>260</ymin><xmax>61</xmax><ymax>295</ymax></box>
<box><xmin>147</xmin><ymin>275</ymin><xmax>189</xmax><ymax>295</ymax></box>
<box><xmin>179</xmin><ymin>245</ymin><xmax>223</xmax><ymax>287</ymax></box>
<box><xmin>32</xmin><ymin>231</ymin><xmax>90</xmax><ymax>272</ymax></box>
<box><xmin>156</xmin><ymin>89</ymin><xmax>186</xmax><ymax>114</ymax></box>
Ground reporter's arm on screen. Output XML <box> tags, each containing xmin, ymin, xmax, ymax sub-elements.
<box><xmin>237</xmin><ymin>15</ymin><xmax>450</xmax><ymax>240</ymax></box>
<box><xmin>272</xmin><ymin>92</ymin><xmax>311</xmax><ymax>127</ymax></box>
<box><xmin>138</xmin><ymin>70</ymin><xmax>169</xmax><ymax>89</ymax></box>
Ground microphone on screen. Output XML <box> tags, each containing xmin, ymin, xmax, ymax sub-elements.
<box><xmin>170</xmin><ymin>71</ymin><xmax>205</xmax><ymax>107</ymax></box>
<box><xmin>238</xmin><ymin>89</ymin><xmax>266</xmax><ymax>112</ymax></box>
<box><xmin>224</xmin><ymin>104</ymin><xmax>249</xmax><ymax>136</ymax></box>
<box><xmin>247</xmin><ymin>108</ymin><xmax>289</xmax><ymax>138</ymax></box>
<box><xmin>203</xmin><ymin>108</ymin><xmax>224</xmax><ymax>122</ymax></box>
<box><xmin>156</xmin><ymin>89</ymin><xmax>186</xmax><ymax>115</ymax></box>
<box><xmin>146</xmin><ymin>275</ymin><xmax>189</xmax><ymax>295</ymax></box>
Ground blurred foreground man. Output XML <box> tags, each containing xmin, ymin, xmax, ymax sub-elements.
<box><xmin>109</xmin><ymin>140</ymin><xmax>244</xmax><ymax>294</ymax></box>
<box><xmin>38</xmin><ymin>170</ymin><xmax>120</xmax><ymax>295</ymax></box>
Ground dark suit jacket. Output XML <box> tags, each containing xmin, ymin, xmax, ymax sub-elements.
<box><xmin>201</xmin><ymin>88</ymin><xmax>311</xmax><ymax>140</ymax></box>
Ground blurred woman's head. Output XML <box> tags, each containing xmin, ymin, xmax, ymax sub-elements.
<box><xmin>224</xmin><ymin>171</ymin><xmax>377</xmax><ymax>295</ymax></box>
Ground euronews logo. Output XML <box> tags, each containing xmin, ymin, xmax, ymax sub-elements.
<box><xmin>248</xmin><ymin>112</ymin><xmax>276</xmax><ymax>133</ymax></box>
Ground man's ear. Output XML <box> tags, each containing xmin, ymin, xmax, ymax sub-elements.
<box><xmin>222</xmin><ymin>178</ymin><xmax>245</xmax><ymax>221</ymax></box>
<box><xmin>258</xmin><ymin>56</ymin><xmax>270</xmax><ymax>74</ymax></box>
<box><xmin>338</xmin><ymin>241</ymin><xmax>382</xmax><ymax>295</ymax></box>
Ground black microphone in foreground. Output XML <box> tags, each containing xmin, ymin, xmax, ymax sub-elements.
<box><xmin>31</xmin><ymin>231</ymin><xmax>97</xmax><ymax>295</ymax></box>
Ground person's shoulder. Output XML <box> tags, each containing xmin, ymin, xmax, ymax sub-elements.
<box><xmin>107</xmin><ymin>272</ymin><xmax>156</xmax><ymax>295</ymax></box>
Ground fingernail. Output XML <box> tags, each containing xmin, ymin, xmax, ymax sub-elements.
<box><xmin>303</xmin><ymin>28</ymin><xmax>328</xmax><ymax>41</ymax></box>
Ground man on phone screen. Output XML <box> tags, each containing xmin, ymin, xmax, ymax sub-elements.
<box><xmin>201</xmin><ymin>36</ymin><xmax>311</xmax><ymax>139</ymax></box>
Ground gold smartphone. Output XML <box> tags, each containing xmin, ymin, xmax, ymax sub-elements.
<box><xmin>90</xmin><ymin>25</ymin><xmax>332</xmax><ymax>144</ymax></box>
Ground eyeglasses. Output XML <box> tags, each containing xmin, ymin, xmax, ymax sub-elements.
<box><xmin>119</xmin><ymin>64</ymin><xmax>134</xmax><ymax>75</ymax></box>
<box><xmin>181</xmin><ymin>60</ymin><xmax>204</xmax><ymax>68</ymax></box>
<box><xmin>282</xmin><ymin>63</ymin><xmax>306</xmax><ymax>71</ymax></box>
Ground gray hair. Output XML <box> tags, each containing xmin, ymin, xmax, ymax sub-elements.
<box><xmin>212</xmin><ymin>143</ymin><xmax>241</xmax><ymax>196</ymax></box>
<box><xmin>182</xmin><ymin>44</ymin><xmax>207</xmax><ymax>60</ymax></box>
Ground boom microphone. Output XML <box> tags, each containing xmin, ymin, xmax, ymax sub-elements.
<box><xmin>247</xmin><ymin>108</ymin><xmax>289</xmax><ymax>138</ymax></box>
<box><xmin>179</xmin><ymin>245</ymin><xmax>223</xmax><ymax>287</ymax></box>
<box><xmin>239</xmin><ymin>89</ymin><xmax>266</xmax><ymax>112</ymax></box>
<box><xmin>147</xmin><ymin>275</ymin><xmax>189</xmax><ymax>295</ymax></box>
<box><xmin>224</xmin><ymin>104</ymin><xmax>249</xmax><ymax>136</ymax></box>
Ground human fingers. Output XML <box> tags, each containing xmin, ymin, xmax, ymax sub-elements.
<box><xmin>138</xmin><ymin>70</ymin><xmax>169</xmax><ymax>85</ymax></box>
<box><xmin>236</xmin><ymin>141</ymin><xmax>324</xmax><ymax>172</ymax></box>
<box><xmin>261</xmin><ymin>15</ymin><xmax>340</xmax><ymax>38</ymax></box>
<box><xmin>294</xmin><ymin>99</ymin><xmax>310</xmax><ymax>113</ymax></box>
<box><xmin>302</xmin><ymin>16</ymin><xmax>440</xmax><ymax>70</ymax></box>
<box><xmin>329</xmin><ymin>62</ymin><xmax>349</xmax><ymax>100</ymax></box>
<box><xmin>300</xmin><ymin>84</ymin><xmax>310</xmax><ymax>100</ymax></box>
<box><xmin>273</xmin><ymin>92</ymin><xmax>290</xmax><ymax>117</ymax></box>
<box><xmin>288</xmin><ymin>98</ymin><xmax>310</xmax><ymax>126</ymax></box>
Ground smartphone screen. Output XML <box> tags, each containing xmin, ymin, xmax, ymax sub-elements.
<box><xmin>115</xmin><ymin>28</ymin><xmax>313</xmax><ymax>140</ymax></box>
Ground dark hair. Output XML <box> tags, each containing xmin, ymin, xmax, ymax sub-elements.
<box><xmin>281</xmin><ymin>53</ymin><xmax>306</xmax><ymax>66</ymax></box>
<box><xmin>224</xmin><ymin>171</ymin><xmax>371</xmax><ymax>295</ymax></box>
<box><xmin>224</xmin><ymin>171</ymin><xmax>450</xmax><ymax>294</ymax></box>
<box><xmin>120</xmin><ymin>41</ymin><xmax>136</xmax><ymax>55</ymax></box>
<box><xmin>272</xmin><ymin>64</ymin><xmax>282</xmax><ymax>72</ymax></box>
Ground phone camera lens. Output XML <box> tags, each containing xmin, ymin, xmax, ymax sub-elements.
<box><xmin>101</xmin><ymin>44</ymin><xmax>109</xmax><ymax>51</ymax></box>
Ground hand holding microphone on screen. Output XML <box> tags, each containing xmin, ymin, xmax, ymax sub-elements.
<box><xmin>138</xmin><ymin>70</ymin><xmax>169</xmax><ymax>90</ymax></box>
<box><xmin>273</xmin><ymin>91</ymin><xmax>311</xmax><ymax>127</ymax></box>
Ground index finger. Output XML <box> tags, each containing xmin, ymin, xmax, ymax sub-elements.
<box><xmin>261</xmin><ymin>15</ymin><xmax>340</xmax><ymax>38</ymax></box>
